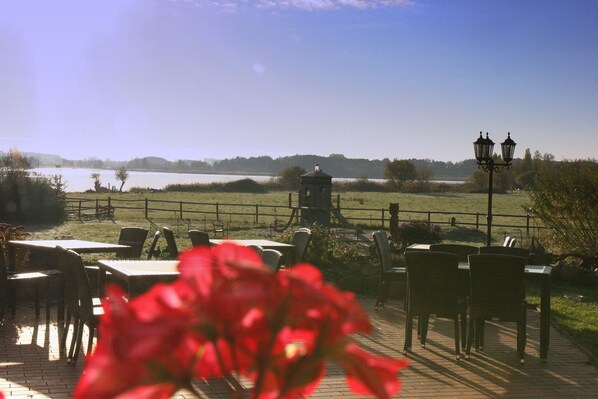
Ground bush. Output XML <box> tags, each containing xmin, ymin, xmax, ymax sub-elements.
<box><xmin>0</xmin><ymin>151</ymin><xmax>66</xmax><ymax>223</ymax></box>
<box><xmin>277</xmin><ymin>223</ymin><xmax>363</xmax><ymax>268</ymax></box>
<box><xmin>0</xmin><ymin>223</ymin><xmax>30</xmax><ymax>271</ymax></box>
<box><xmin>395</xmin><ymin>220</ymin><xmax>444</xmax><ymax>250</ymax></box>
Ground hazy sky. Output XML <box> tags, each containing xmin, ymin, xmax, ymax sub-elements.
<box><xmin>1</xmin><ymin>0</ymin><xmax>597</xmax><ymax>163</ymax></box>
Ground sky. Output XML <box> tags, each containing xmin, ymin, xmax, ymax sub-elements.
<box><xmin>1</xmin><ymin>0</ymin><xmax>597</xmax><ymax>163</ymax></box>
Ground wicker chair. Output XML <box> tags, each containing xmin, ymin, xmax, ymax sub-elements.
<box><xmin>479</xmin><ymin>246</ymin><xmax>530</xmax><ymax>260</ymax></box>
<box><xmin>188</xmin><ymin>230</ymin><xmax>210</xmax><ymax>247</ymax></box>
<box><xmin>372</xmin><ymin>230</ymin><xmax>406</xmax><ymax>311</ymax></box>
<box><xmin>57</xmin><ymin>247</ymin><xmax>103</xmax><ymax>366</ymax></box>
<box><xmin>146</xmin><ymin>231</ymin><xmax>162</xmax><ymax>260</ymax></box>
<box><xmin>429</xmin><ymin>244</ymin><xmax>478</xmax><ymax>262</ymax></box>
<box><xmin>404</xmin><ymin>251</ymin><xmax>465</xmax><ymax>359</ymax></box>
<box><xmin>162</xmin><ymin>227</ymin><xmax>179</xmax><ymax>259</ymax></box>
<box><xmin>116</xmin><ymin>227</ymin><xmax>149</xmax><ymax>259</ymax></box>
<box><xmin>466</xmin><ymin>254</ymin><xmax>527</xmax><ymax>364</ymax></box>
<box><xmin>291</xmin><ymin>228</ymin><xmax>312</xmax><ymax>265</ymax></box>
<box><xmin>0</xmin><ymin>249</ymin><xmax>63</xmax><ymax>321</ymax></box>
<box><xmin>261</xmin><ymin>249</ymin><xmax>283</xmax><ymax>271</ymax></box>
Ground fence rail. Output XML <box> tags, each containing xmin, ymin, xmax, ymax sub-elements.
<box><xmin>65</xmin><ymin>196</ymin><xmax>545</xmax><ymax>238</ymax></box>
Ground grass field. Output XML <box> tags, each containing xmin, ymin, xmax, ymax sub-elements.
<box><xmin>60</xmin><ymin>190</ymin><xmax>540</xmax><ymax>246</ymax></box>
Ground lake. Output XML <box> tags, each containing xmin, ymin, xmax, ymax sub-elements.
<box><xmin>32</xmin><ymin>167</ymin><xmax>275</xmax><ymax>192</ymax></box>
<box><xmin>31</xmin><ymin>167</ymin><xmax>463</xmax><ymax>192</ymax></box>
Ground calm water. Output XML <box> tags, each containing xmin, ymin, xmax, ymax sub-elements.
<box><xmin>32</xmin><ymin>168</ymin><xmax>275</xmax><ymax>192</ymax></box>
<box><xmin>32</xmin><ymin>167</ymin><xmax>463</xmax><ymax>193</ymax></box>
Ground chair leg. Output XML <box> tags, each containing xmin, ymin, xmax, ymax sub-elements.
<box><xmin>466</xmin><ymin>317</ymin><xmax>474</xmax><ymax>359</ymax></box>
<box><xmin>71</xmin><ymin>321</ymin><xmax>85</xmax><ymax>366</ymax></box>
<box><xmin>420</xmin><ymin>315</ymin><xmax>429</xmax><ymax>347</ymax></box>
<box><xmin>68</xmin><ymin>317</ymin><xmax>81</xmax><ymax>363</ymax></box>
<box><xmin>86</xmin><ymin>325</ymin><xmax>95</xmax><ymax>356</ymax></box>
<box><xmin>453</xmin><ymin>316</ymin><xmax>461</xmax><ymax>359</ymax></box>
<box><xmin>403</xmin><ymin>314</ymin><xmax>412</xmax><ymax>354</ymax></box>
<box><xmin>60</xmin><ymin>310</ymin><xmax>72</xmax><ymax>355</ymax></box>
<box><xmin>45</xmin><ymin>280</ymin><xmax>52</xmax><ymax>321</ymax></box>
<box><xmin>375</xmin><ymin>281</ymin><xmax>385</xmax><ymax>311</ymax></box>
<box><xmin>460</xmin><ymin>313</ymin><xmax>467</xmax><ymax>350</ymax></box>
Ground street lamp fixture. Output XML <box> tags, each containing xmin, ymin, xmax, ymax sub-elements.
<box><xmin>473</xmin><ymin>132</ymin><xmax>517</xmax><ymax>246</ymax></box>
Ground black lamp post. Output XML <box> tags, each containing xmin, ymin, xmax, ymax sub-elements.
<box><xmin>473</xmin><ymin>131</ymin><xmax>517</xmax><ymax>246</ymax></box>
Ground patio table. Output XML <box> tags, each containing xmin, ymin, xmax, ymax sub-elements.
<box><xmin>96</xmin><ymin>259</ymin><xmax>179</xmax><ymax>297</ymax></box>
<box><xmin>210</xmin><ymin>239</ymin><xmax>296</xmax><ymax>264</ymax></box>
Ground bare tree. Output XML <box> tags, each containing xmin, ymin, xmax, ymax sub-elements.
<box><xmin>115</xmin><ymin>166</ymin><xmax>129</xmax><ymax>192</ymax></box>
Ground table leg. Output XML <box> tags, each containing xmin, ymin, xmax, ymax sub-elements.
<box><xmin>540</xmin><ymin>275</ymin><xmax>551</xmax><ymax>360</ymax></box>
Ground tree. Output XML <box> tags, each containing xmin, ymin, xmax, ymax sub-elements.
<box><xmin>278</xmin><ymin>165</ymin><xmax>306</xmax><ymax>190</ymax></box>
<box><xmin>528</xmin><ymin>160</ymin><xmax>598</xmax><ymax>267</ymax></box>
<box><xmin>384</xmin><ymin>159</ymin><xmax>417</xmax><ymax>188</ymax></box>
<box><xmin>0</xmin><ymin>149</ymin><xmax>65</xmax><ymax>223</ymax></box>
<box><xmin>91</xmin><ymin>173</ymin><xmax>102</xmax><ymax>192</ymax></box>
<box><xmin>115</xmin><ymin>166</ymin><xmax>129</xmax><ymax>192</ymax></box>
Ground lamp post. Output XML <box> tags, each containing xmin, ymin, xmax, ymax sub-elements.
<box><xmin>473</xmin><ymin>131</ymin><xmax>517</xmax><ymax>246</ymax></box>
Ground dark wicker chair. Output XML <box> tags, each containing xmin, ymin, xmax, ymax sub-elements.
<box><xmin>162</xmin><ymin>227</ymin><xmax>179</xmax><ymax>259</ymax></box>
<box><xmin>404</xmin><ymin>251</ymin><xmax>465</xmax><ymax>359</ymax></box>
<box><xmin>116</xmin><ymin>227</ymin><xmax>149</xmax><ymax>259</ymax></box>
<box><xmin>146</xmin><ymin>231</ymin><xmax>162</xmax><ymax>260</ymax></box>
<box><xmin>372</xmin><ymin>230</ymin><xmax>406</xmax><ymax>311</ymax></box>
<box><xmin>261</xmin><ymin>249</ymin><xmax>283</xmax><ymax>271</ymax></box>
<box><xmin>479</xmin><ymin>246</ymin><xmax>530</xmax><ymax>260</ymax></box>
<box><xmin>466</xmin><ymin>254</ymin><xmax>527</xmax><ymax>364</ymax></box>
<box><xmin>0</xmin><ymin>249</ymin><xmax>63</xmax><ymax>321</ymax></box>
<box><xmin>188</xmin><ymin>230</ymin><xmax>211</xmax><ymax>247</ymax></box>
<box><xmin>57</xmin><ymin>247</ymin><xmax>103</xmax><ymax>366</ymax></box>
<box><xmin>429</xmin><ymin>244</ymin><xmax>479</xmax><ymax>262</ymax></box>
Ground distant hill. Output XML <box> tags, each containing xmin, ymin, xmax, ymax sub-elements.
<box><xmin>20</xmin><ymin>152</ymin><xmax>478</xmax><ymax>180</ymax></box>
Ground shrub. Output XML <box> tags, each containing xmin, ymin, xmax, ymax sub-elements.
<box><xmin>0</xmin><ymin>151</ymin><xmax>66</xmax><ymax>223</ymax></box>
<box><xmin>0</xmin><ymin>223</ymin><xmax>30</xmax><ymax>271</ymax></box>
<box><xmin>395</xmin><ymin>220</ymin><xmax>444</xmax><ymax>250</ymax></box>
<box><xmin>277</xmin><ymin>223</ymin><xmax>363</xmax><ymax>269</ymax></box>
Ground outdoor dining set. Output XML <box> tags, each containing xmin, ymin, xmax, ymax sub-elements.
<box><xmin>1</xmin><ymin>226</ymin><xmax>551</xmax><ymax>367</ymax></box>
<box><xmin>0</xmin><ymin>226</ymin><xmax>312</xmax><ymax>365</ymax></box>
<box><xmin>371</xmin><ymin>231</ymin><xmax>552</xmax><ymax>364</ymax></box>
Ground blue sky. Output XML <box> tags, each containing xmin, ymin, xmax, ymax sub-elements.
<box><xmin>1</xmin><ymin>0</ymin><xmax>597</xmax><ymax>163</ymax></box>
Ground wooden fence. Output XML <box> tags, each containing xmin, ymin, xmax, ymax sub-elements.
<box><xmin>65</xmin><ymin>197</ymin><xmax>545</xmax><ymax>238</ymax></box>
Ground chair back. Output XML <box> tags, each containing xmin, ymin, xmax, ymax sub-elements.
<box><xmin>247</xmin><ymin>245</ymin><xmax>263</xmax><ymax>255</ymax></box>
<box><xmin>57</xmin><ymin>247</ymin><xmax>95</xmax><ymax>318</ymax></box>
<box><xmin>261</xmin><ymin>249</ymin><xmax>283</xmax><ymax>271</ymax></box>
<box><xmin>503</xmin><ymin>236</ymin><xmax>512</xmax><ymax>247</ymax></box>
<box><xmin>468</xmin><ymin>254</ymin><xmax>526</xmax><ymax>319</ymax></box>
<box><xmin>117</xmin><ymin>227</ymin><xmax>149</xmax><ymax>259</ymax></box>
<box><xmin>429</xmin><ymin>244</ymin><xmax>478</xmax><ymax>262</ymax></box>
<box><xmin>162</xmin><ymin>227</ymin><xmax>179</xmax><ymax>259</ymax></box>
<box><xmin>404</xmin><ymin>251</ymin><xmax>460</xmax><ymax>315</ymax></box>
<box><xmin>188</xmin><ymin>230</ymin><xmax>210</xmax><ymax>247</ymax></box>
<box><xmin>147</xmin><ymin>231</ymin><xmax>162</xmax><ymax>260</ymax></box>
<box><xmin>291</xmin><ymin>228</ymin><xmax>311</xmax><ymax>264</ymax></box>
<box><xmin>479</xmin><ymin>246</ymin><xmax>530</xmax><ymax>260</ymax></box>
<box><xmin>372</xmin><ymin>230</ymin><xmax>393</xmax><ymax>275</ymax></box>
<box><xmin>508</xmin><ymin>237</ymin><xmax>517</xmax><ymax>247</ymax></box>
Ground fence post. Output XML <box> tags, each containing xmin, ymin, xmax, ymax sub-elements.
<box><xmin>427</xmin><ymin>211</ymin><xmax>431</xmax><ymax>225</ymax></box>
<box><xmin>288</xmin><ymin>193</ymin><xmax>292</xmax><ymax>208</ymax></box>
<box><xmin>336</xmin><ymin>194</ymin><xmax>340</xmax><ymax>209</ymax></box>
<box><xmin>216</xmin><ymin>203</ymin><xmax>220</xmax><ymax>220</ymax></box>
<box><xmin>476</xmin><ymin>212</ymin><xmax>480</xmax><ymax>229</ymax></box>
<box><xmin>95</xmin><ymin>198</ymin><xmax>99</xmax><ymax>213</ymax></box>
<box><xmin>255</xmin><ymin>204</ymin><xmax>259</xmax><ymax>224</ymax></box>
<box><xmin>526</xmin><ymin>214</ymin><xmax>530</xmax><ymax>236</ymax></box>
<box><xmin>145</xmin><ymin>198</ymin><xmax>149</xmax><ymax>219</ymax></box>
<box><xmin>179</xmin><ymin>201</ymin><xmax>183</xmax><ymax>220</ymax></box>
<box><xmin>381</xmin><ymin>208</ymin><xmax>385</xmax><ymax>228</ymax></box>
<box><xmin>78</xmin><ymin>199</ymin><xmax>82</xmax><ymax>219</ymax></box>
<box><xmin>107</xmin><ymin>196</ymin><xmax>112</xmax><ymax>208</ymax></box>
